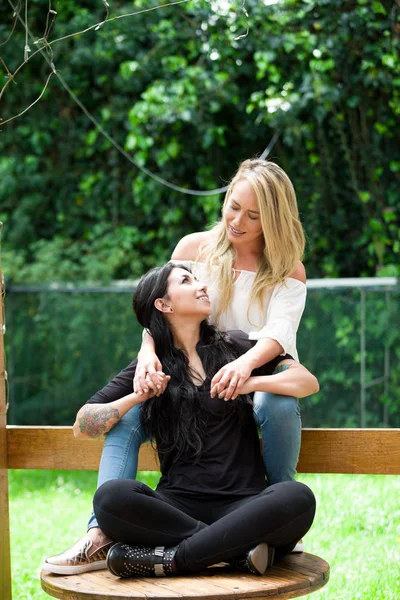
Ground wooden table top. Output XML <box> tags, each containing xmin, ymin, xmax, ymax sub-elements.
<box><xmin>41</xmin><ymin>552</ymin><xmax>329</xmax><ymax>600</ymax></box>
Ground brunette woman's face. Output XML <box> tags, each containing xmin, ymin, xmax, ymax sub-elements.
<box><xmin>163</xmin><ymin>268</ymin><xmax>211</xmax><ymax>318</ymax></box>
<box><xmin>223</xmin><ymin>179</ymin><xmax>263</xmax><ymax>247</ymax></box>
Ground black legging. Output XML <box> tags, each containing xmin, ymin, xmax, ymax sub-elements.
<box><xmin>94</xmin><ymin>480</ymin><xmax>316</xmax><ymax>574</ymax></box>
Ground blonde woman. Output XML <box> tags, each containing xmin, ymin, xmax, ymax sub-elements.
<box><xmin>44</xmin><ymin>159</ymin><xmax>308</xmax><ymax>574</ymax></box>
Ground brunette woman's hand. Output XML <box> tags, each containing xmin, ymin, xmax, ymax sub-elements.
<box><xmin>210</xmin><ymin>357</ymin><xmax>254</xmax><ymax>401</ymax></box>
<box><xmin>134</xmin><ymin>352</ymin><xmax>165</xmax><ymax>396</ymax></box>
<box><xmin>137</xmin><ymin>372</ymin><xmax>170</xmax><ymax>401</ymax></box>
<box><xmin>234</xmin><ymin>377</ymin><xmax>257</xmax><ymax>397</ymax></box>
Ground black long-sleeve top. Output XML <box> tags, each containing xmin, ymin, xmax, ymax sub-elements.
<box><xmin>86</xmin><ymin>330</ymin><xmax>292</xmax><ymax>498</ymax></box>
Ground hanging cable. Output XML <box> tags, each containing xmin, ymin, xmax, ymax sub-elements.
<box><xmin>6</xmin><ymin>0</ymin><xmax>279</xmax><ymax>196</ymax></box>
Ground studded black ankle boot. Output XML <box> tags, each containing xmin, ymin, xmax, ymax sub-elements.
<box><xmin>107</xmin><ymin>543</ymin><xmax>179</xmax><ymax>578</ymax></box>
<box><xmin>229</xmin><ymin>543</ymin><xmax>275</xmax><ymax>575</ymax></box>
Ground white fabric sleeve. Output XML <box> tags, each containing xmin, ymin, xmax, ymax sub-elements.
<box><xmin>170</xmin><ymin>259</ymin><xmax>194</xmax><ymax>269</ymax></box>
<box><xmin>248</xmin><ymin>278</ymin><xmax>306</xmax><ymax>356</ymax></box>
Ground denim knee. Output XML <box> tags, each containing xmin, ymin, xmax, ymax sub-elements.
<box><xmin>105</xmin><ymin>404</ymin><xmax>147</xmax><ymax>445</ymax></box>
<box><xmin>98</xmin><ymin>404</ymin><xmax>148</xmax><ymax>485</ymax></box>
<box><xmin>88</xmin><ymin>406</ymin><xmax>147</xmax><ymax>530</ymax></box>
<box><xmin>253</xmin><ymin>391</ymin><xmax>300</xmax><ymax>427</ymax></box>
<box><xmin>252</xmin><ymin>391</ymin><xmax>301</xmax><ymax>484</ymax></box>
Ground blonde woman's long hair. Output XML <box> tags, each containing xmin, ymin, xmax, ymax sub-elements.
<box><xmin>198</xmin><ymin>159</ymin><xmax>305</xmax><ymax>324</ymax></box>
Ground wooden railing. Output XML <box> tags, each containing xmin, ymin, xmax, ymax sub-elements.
<box><xmin>6</xmin><ymin>425</ymin><xmax>400</xmax><ymax>474</ymax></box>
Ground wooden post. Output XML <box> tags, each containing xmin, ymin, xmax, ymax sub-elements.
<box><xmin>0</xmin><ymin>222</ymin><xmax>12</xmax><ymax>599</ymax></box>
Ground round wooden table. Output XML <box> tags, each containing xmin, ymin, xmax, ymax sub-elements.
<box><xmin>41</xmin><ymin>552</ymin><xmax>329</xmax><ymax>600</ymax></box>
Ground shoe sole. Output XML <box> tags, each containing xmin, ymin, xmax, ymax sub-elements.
<box><xmin>41</xmin><ymin>559</ymin><xmax>107</xmax><ymax>575</ymax></box>
<box><xmin>248</xmin><ymin>543</ymin><xmax>274</xmax><ymax>575</ymax></box>
<box><xmin>291</xmin><ymin>542</ymin><xmax>304</xmax><ymax>553</ymax></box>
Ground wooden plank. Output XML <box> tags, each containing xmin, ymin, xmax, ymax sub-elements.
<box><xmin>40</xmin><ymin>554</ymin><xmax>329</xmax><ymax>600</ymax></box>
<box><xmin>0</xmin><ymin>257</ymin><xmax>12</xmax><ymax>600</ymax></box>
<box><xmin>150</xmin><ymin>575</ymin><xmax>237</xmax><ymax>600</ymax></box>
<box><xmin>197</xmin><ymin>569</ymin><xmax>280</xmax><ymax>597</ymax></box>
<box><xmin>278</xmin><ymin>553</ymin><xmax>329</xmax><ymax>582</ymax></box>
<box><xmin>6</xmin><ymin>426</ymin><xmax>159</xmax><ymax>471</ymax></box>
<box><xmin>41</xmin><ymin>569</ymin><xmax>146</xmax><ymax>599</ymax></box>
<box><xmin>298</xmin><ymin>428</ymin><xmax>400</xmax><ymax>474</ymax></box>
<box><xmin>7</xmin><ymin>426</ymin><xmax>400</xmax><ymax>474</ymax></box>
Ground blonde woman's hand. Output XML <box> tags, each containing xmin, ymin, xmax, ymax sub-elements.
<box><xmin>134</xmin><ymin>351</ymin><xmax>164</xmax><ymax>396</ymax></box>
<box><xmin>210</xmin><ymin>357</ymin><xmax>253</xmax><ymax>401</ymax></box>
<box><xmin>140</xmin><ymin>372</ymin><xmax>170</xmax><ymax>400</ymax></box>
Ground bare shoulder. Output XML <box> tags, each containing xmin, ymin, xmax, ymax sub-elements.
<box><xmin>171</xmin><ymin>231</ymin><xmax>212</xmax><ymax>261</ymax></box>
<box><xmin>289</xmin><ymin>262</ymin><xmax>306</xmax><ymax>284</ymax></box>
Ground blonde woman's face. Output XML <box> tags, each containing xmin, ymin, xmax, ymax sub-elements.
<box><xmin>223</xmin><ymin>180</ymin><xmax>263</xmax><ymax>247</ymax></box>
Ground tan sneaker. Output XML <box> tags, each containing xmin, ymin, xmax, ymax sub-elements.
<box><xmin>292</xmin><ymin>539</ymin><xmax>305</xmax><ymax>553</ymax></box>
<box><xmin>42</xmin><ymin>536</ymin><xmax>114</xmax><ymax>574</ymax></box>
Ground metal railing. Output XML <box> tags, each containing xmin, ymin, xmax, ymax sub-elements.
<box><xmin>307</xmin><ymin>278</ymin><xmax>397</xmax><ymax>427</ymax></box>
<box><xmin>5</xmin><ymin>277</ymin><xmax>400</xmax><ymax>428</ymax></box>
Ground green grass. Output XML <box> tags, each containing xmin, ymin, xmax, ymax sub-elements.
<box><xmin>8</xmin><ymin>471</ymin><xmax>400</xmax><ymax>599</ymax></box>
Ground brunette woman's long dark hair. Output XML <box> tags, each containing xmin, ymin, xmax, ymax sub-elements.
<box><xmin>132</xmin><ymin>262</ymin><xmax>247</xmax><ymax>459</ymax></box>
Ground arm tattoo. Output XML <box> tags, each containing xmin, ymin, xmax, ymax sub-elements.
<box><xmin>78</xmin><ymin>405</ymin><xmax>120</xmax><ymax>438</ymax></box>
<box><xmin>273</xmin><ymin>363</ymin><xmax>292</xmax><ymax>375</ymax></box>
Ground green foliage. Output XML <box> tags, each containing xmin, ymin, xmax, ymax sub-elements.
<box><xmin>1</xmin><ymin>1</ymin><xmax>399</xmax><ymax>427</ymax></box>
<box><xmin>0</xmin><ymin>1</ymin><xmax>399</xmax><ymax>282</ymax></box>
<box><xmin>299</xmin><ymin>287</ymin><xmax>400</xmax><ymax>427</ymax></box>
<box><xmin>6</xmin><ymin>287</ymin><xmax>143</xmax><ymax>425</ymax></box>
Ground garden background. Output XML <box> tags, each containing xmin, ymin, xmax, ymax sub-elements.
<box><xmin>1</xmin><ymin>0</ymin><xmax>399</xmax><ymax>428</ymax></box>
<box><xmin>0</xmin><ymin>0</ymin><xmax>399</xmax><ymax>598</ymax></box>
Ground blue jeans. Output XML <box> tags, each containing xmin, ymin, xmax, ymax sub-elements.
<box><xmin>87</xmin><ymin>392</ymin><xmax>302</xmax><ymax>530</ymax></box>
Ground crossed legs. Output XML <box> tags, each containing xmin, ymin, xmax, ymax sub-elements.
<box><xmin>93</xmin><ymin>479</ymin><xmax>316</xmax><ymax>574</ymax></box>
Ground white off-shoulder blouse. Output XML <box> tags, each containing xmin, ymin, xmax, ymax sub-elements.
<box><xmin>172</xmin><ymin>260</ymin><xmax>306</xmax><ymax>361</ymax></box>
